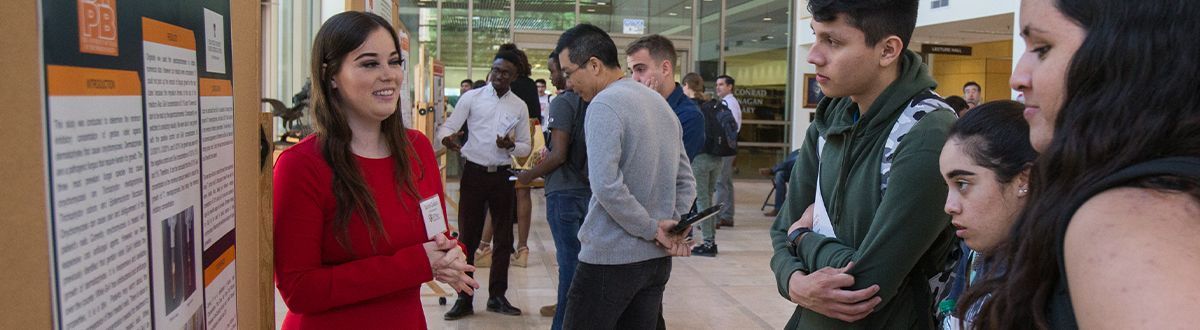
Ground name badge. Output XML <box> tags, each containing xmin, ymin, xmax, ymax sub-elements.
<box><xmin>421</xmin><ymin>195</ymin><xmax>448</xmax><ymax>239</ymax></box>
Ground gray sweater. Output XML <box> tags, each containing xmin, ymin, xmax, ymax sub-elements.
<box><xmin>579</xmin><ymin>78</ymin><xmax>697</xmax><ymax>265</ymax></box>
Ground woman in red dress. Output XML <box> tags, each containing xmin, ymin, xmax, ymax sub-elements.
<box><xmin>273</xmin><ymin>11</ymin><xmax>477</xmax><ymax>329</ymax></box>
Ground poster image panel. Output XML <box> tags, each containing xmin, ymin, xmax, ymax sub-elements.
<box><xmin>45</xmin><ymin>65</ymin><xmax>152</xmax><ymax>330</ymax></box>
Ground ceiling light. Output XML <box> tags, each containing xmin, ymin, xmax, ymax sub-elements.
<box><xmin>684</xmin><ymin>6</ymin><xmax>692</xmax><ymax>9</ymax></box>
<box><xmin>668</xmin><ymin>12</ymin><xmax>677</xmax><ymax>16</ymax></box>
<box><xmin>586</xmin><ymin>8</ymin><xmax>595</xmax><ymax>12</ymax></box>
<box><xmin>762</xmin><ymin>17</ymin><xmax>773</xmax><ymax>21</ymax></box>
<box><xmin>597</xmin><ymin>2</ymin><xmax>606</xmax><ymax>5</ymax></box>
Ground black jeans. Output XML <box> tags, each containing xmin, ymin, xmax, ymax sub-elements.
<box><xmin>564</xmin><ymin>257</ymin><xmax>672</xmax><ymax>329</ymax></box>
<box><xmin>458</xmin><ymin>161</ymin><xmax>516</xmax><ymax>298</ymax></box>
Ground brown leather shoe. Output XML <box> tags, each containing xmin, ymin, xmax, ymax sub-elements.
<box><xmin>539</xmin><ymin>304</ymin><xmax>556</xmax><ymax>317</ymax></box>
<box><xmin>764</xmin><ymin>208</ymin><xmax>778</xmax><ymax>217</ymax></box>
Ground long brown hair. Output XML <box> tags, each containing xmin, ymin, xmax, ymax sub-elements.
<box><xmin>309</xmin><ymin>11</ymin><xmax>422</xmax><ymax>254</ymax></box>
<box><xmin>960</xmin><ymin>0</ymin><xmax>1200</xmax><ymax>328</ymax></box>
<box><xmin>682</xmin><ymin>72</ymin><xmax>707</xmax><ymax>102</ymax></box>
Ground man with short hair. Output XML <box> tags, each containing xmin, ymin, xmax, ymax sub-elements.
<box><xmin>436</xmin><ymin>47</ymin><xmax>532</xmax><ymax>320</ymax></box>
<box><xmin>769</xmin><ymin>0</ymin><xmax>957</xmax><ymax>328</ymax></box>
<box><xmin>963</xmin><ymin>81</ymin><xmax>981</xmax><ymax>109</ymax></box>
<box><xmin>625</xmin><ymin>34</ymin><xmax>705</xmax><ymax>161</ymax></box>
<box><xmin>713</xmin><ymin>75</ymin><xmax>741</xmax><ymax>229</ymax></box>
<box><xmin>515</xmin><ymin>52</ymin><xmax>590</xmax><ymax>330</ymax></box>
<box><xmin>554</xmin><ymin>23</ymin><xmax>696</xmax><ymax>329</ymax></box>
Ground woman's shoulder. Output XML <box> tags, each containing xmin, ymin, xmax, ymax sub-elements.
<box><xmin>1066</xmin><ymin>186</ymin><xmax>1200</xmax><ymax>256</ymax></box>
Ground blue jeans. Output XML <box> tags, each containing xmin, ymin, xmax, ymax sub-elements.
<box><xmin>545</xmin><ymin>188</ymin><xmax>591</xmax><ymax>330</ymax></box>
<box><xmin>774</xmin><ymin>170</ymin><xmax>789</xmax><ymax>210</ymax></box>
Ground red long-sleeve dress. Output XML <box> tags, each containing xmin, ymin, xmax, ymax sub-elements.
<box><xmin>274</xmin><ymin>130</ymin><xmax>452</xmax><ymax>329</ymax></box>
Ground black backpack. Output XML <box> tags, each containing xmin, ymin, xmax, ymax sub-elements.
<box><xmin>700</xmin><ymin>99</ymin><xmax>739</xmax><ymax>157</ymax></box>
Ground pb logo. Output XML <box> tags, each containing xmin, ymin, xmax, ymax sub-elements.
<box><xmin>78</xmin><ymin>0</ymin><xmax>119</xmax><ymax>56</ymax></box>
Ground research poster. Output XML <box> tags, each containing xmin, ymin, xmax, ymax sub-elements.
<box><xmin>41</xmin><ymin>1</ymin><xmax>235</xmax><ymax>329</ymax></box>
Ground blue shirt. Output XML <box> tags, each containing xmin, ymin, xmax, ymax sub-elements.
<box><xmin>667</xmin><ymin>84</ymin><xmax>705</xmax><ymax>161</ymax></box>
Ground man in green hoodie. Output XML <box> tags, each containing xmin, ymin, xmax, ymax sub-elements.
<box><xmin>769</xmin><ymin>0</ymin><xmax>957</xmax><ymax>328</ymax></box>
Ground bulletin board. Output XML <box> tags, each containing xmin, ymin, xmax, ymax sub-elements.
<box><xmin>0</xmin><ymin>0</ymin><xmax>268</xmax><ymax>328</ymax></box>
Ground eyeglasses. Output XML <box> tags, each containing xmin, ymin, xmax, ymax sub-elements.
<box><xmin>559</xmin><ymin>57</ymin><xmax>596</xmax><ymax>80</ymax></box>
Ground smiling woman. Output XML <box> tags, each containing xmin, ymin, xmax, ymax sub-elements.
<box><xmin>273</xmin><ymin>11</ymin><xmax>477</xmax><ymax>330</ymax></box>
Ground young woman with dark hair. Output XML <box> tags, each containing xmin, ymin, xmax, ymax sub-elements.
<box><xmin>960</xmin><ymin>0</ymin><xmax>1200</xmax><ymax>328</ymax></box>
<box><xmin>936</xmin><ymin>100</ymin><xmax>1036</xmax><ymax>329</ymax></box>
<box><xmin>272</xmin><ymin>11</ymin><xmax>477</xmax><ymax>329</ymax></box>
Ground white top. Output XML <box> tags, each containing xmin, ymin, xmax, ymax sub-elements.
<box><xmin>539</xmin><ymin>94</ymin><xmax>552</xmax><ymax>132</ymax></box>
<box><xmin>435</xmin><ymin>84</ymin><xmax>532</xmax><ymax>166</ymax></box>
<box><xmin>723</xmin><ymin>93</ymin><xmax>743</xmax><ymax>132</ymax></box>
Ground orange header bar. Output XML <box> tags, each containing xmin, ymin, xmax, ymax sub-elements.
<box><xmin>203</xmin><ymin>245</ymin><xmax>236</xmax><ymax>287</ymax></box>
<box><xmin>46</xmin><ymin>65</ymin><xmax>141</xmax><ymax>96</ymax></box>
<box><xmin>141</xmin><ymin>17</ymin><xmax>195</xmax><ymax>50</ymax></box>
<box><xmin>199</xmin><ymin>78</ymin><xmax>232</xmax><ymax>97</ymax></box>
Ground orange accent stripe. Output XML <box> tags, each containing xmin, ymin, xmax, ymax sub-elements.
<box><xmin>199</xmin><ymin>78</ymin><xmax>232</xmax><ymax>97</ymax></box>
<box><xmin>141</xmin><ymin>17</ymin><xmax>196</xmax><ymax>50</ymax></box>
<box><xmin>46</xmin><ymin>65</ymin><xmax>141</xmax><ymax>96</ymax></box>
<box><xmin>203</xmin><ymin>245</ymin><xmax>236</xmax><ymax>287</ymax></box>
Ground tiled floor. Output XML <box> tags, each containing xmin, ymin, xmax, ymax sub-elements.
<box><xmin>277</xmin><ymin>179</ymin><xmax>798</xmax><ymax>329</ymax></box>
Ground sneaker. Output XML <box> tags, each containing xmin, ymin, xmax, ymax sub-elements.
<box><xmin>691</xmin><ymin>241</ymin><xmax>718</xmax><ymax>257</ymax></box>
<box><xmin>512</xmin><ymin>246</ymin><xmax>530</xmax><ymax>268</ymax></box>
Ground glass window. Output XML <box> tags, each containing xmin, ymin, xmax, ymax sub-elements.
<box><xmin>471</xmin><ymin>0</ymin><xmax>513</xmax><ymax>79</ymax></box>
<box><xmin>723</xmin><ymin>0</ymin><xmax>792</xmax><ymax>177</ymax></box>
<box><xmin>648</xmin><ymin>0</ymin><xmax>692</xmax><ymax>37</ymax></box>
<box><xmin>514</xmin><ymin>0</ymin><xmax>577</xmax><ymax>31</ymax></box>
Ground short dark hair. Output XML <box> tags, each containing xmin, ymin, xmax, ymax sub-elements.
<box><xmin>496</xmin><ymin>43</ymin><xmax>531</xmax><ymax>77</ymax></box>
<box><xmin>472</xmin><ymin>80</ymin><xmax>486</xmax><ymax>89</ymax></box>
<box><xmin>947</xmin><ymin>100</ymin><xmax>1037</xmax><ymax>183</ymax></box>
<box><xmin>625</xmin><ymin>34</ymin><xmax>678</xmax><ymax>66</ymax></box>
<box><xmin>535</xmin><ymin>79</ymin><xmax>546</xmax><ymax>85</ymax></box>
<box><xmin>808</xmin><ymin>0</ymin><xmax>919</xmax><ymax>48</ymax></box>
<box><xmin>963</xmin><ymin>81</ymin><xmax>981</xmax><ymax>91</ymax></box>
<box><xmin>460</xmin><ymin>79</ymin><xmax>473</xmax><ymax>86</ymax></box>
<box><xmin>554</xmin><ymin>23</ymin><xmax>621</xmax><ymax>69</ymax></box>
<box><xmin>717</xmin><ymin>75</ymin><xmax>735</xmax><ymax>87</ymax></box>
<box><xmin>943</xmin><ymin>95</ymin><xmax>969</xmax><ymax>112</ymax></box>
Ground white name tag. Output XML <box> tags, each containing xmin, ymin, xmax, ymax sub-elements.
<box><xmin>421</xmin><ymin>195</ymin><xmax>448</xmax><ymax>239</ymax></box>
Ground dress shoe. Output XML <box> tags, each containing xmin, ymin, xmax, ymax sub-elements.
<box><xmin>718</xmin><ymin>218</ymin><xmax>735</xmax><ymax>227</ymax></box>
<box><xmin>443</xmin><ymin>297</ymin><xmax>474</xmax><ymax>320</ymax></box>
<box><xmin>512</xmin><ymin>246</ymin><xmax>530</xmax><ymax>268</ymax></box>
<box><xmin>763</xmin><ymin>208</ymin><xmax>778</xmax><ymax>217</ymax></box>
<box><xmin>539</xmin><ymin>304</ymin><xmax>556</xmax><ymax>317</ymax></box>
<box><xmin>486</xmin><ymin>296</ymin><xmax>523</xmax><ymax>316</ymax></box>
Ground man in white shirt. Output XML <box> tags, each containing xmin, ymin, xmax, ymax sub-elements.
<box><xmin>436</xmin><ymin>47</ymin><xmax>532</xmax><ymax>320</ymax></box>
<box><xmin>714</xmin><ymin>75</ymin><xmax>741</xmax><ymax>227</ymax></box>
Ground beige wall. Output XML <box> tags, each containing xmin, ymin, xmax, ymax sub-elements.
<box><xmin>931</xmin><ymin>40</ymin><xmax>1013</xmax><ymax>103</ymax></box>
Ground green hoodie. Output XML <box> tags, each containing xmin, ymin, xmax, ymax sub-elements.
<box><xmin>769</xmin><ymin>50</ymin><xmax>957</xmax><ymax>329</ymax></box>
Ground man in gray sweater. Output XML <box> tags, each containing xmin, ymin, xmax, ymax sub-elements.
<box><xmin>555</xmin><ymin>23</ymin><xmax>697</xmax><ymax>329</ymax></box>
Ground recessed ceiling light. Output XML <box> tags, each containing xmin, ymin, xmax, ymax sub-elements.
<box><xmin>472</xmin><ymin>16</ymin><xmax>480</xmax><ymax>19</ymax></box>
<box><xmin>762</xmin><ymin>17</ymin><xmax>773</xmax><ymax>21</ymax></box>
<box><xmin>597</xmin><ymin>2</ymin><xmax>606</xmax><ymax>5</ymax></box>
<box><xmin>586</xmin><ymin>8</ymin><xmax>595</xmax><ymax>12</ymax></box>
<box><xmin>684</xmin><ymin>6</ymin><xmax>692</xmax><ymax>9</ymax></box>
<box><xmin>668</xmin><ymin>12</ymin><xmax>677</xmax><ymax>16</ymax></box>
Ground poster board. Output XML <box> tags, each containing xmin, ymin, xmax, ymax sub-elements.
<box><xmin>0</xmin><ymin>0</ymin><xmax>267</xmax><ymax>328</ymax></box>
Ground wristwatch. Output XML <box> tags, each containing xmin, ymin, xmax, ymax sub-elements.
<box><xmin>787</xmin><ymin>227</ymin><xmax>813</xmax><ymax>251</ymax></box>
